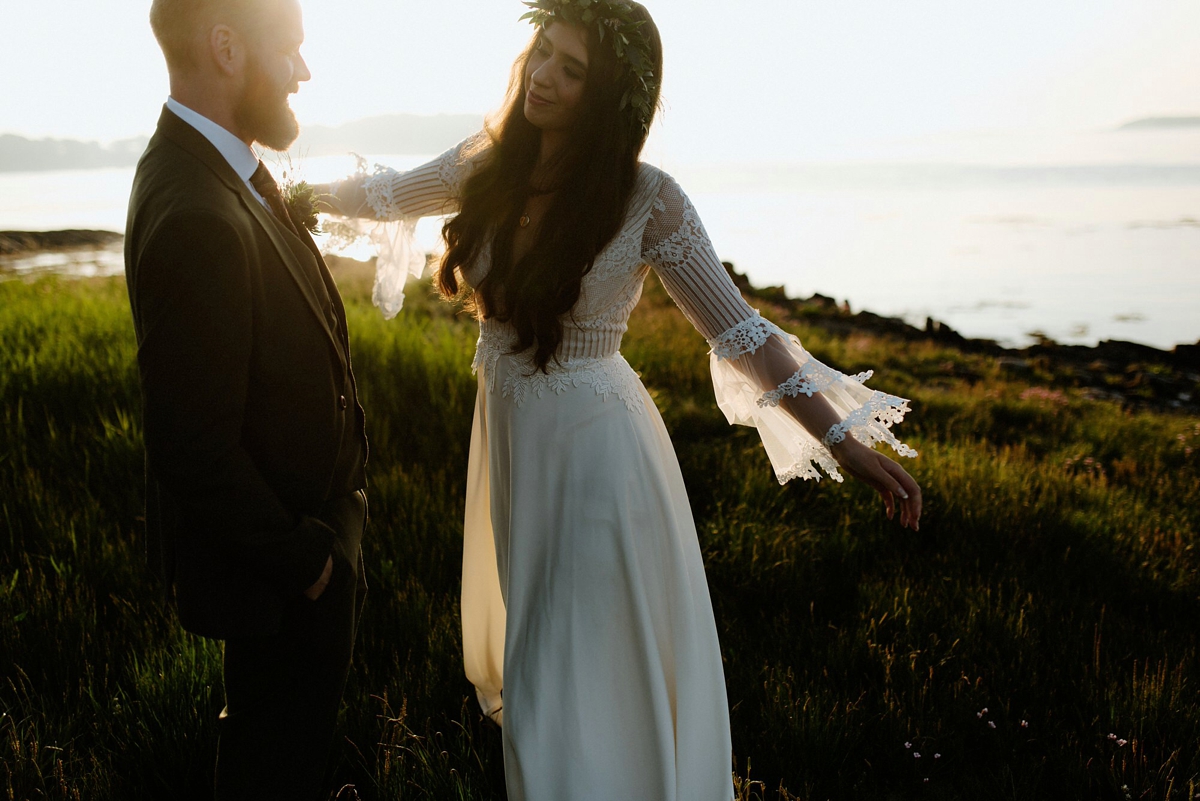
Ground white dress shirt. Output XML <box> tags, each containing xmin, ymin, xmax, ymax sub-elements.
<box><xmin>166</xmin><ymin>97</ymin><xmax>269</xmax><ymax>208</ymax></box>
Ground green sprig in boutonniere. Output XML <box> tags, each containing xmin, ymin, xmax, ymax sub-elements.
<box><xmin>520</xmin><ymin>0</ymin><xmax>659</xmax><ymax>134</ymax></box>
<box><xmin>282</xmin><ymin>178</ymin><xmax>321</xmax><ymax>236</ymax></box>
<box><xmin>271</xmin><ymin>153</ymin><xmax>323</xmax><ymax>236</ymax></box>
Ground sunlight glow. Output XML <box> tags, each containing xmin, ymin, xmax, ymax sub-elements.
<box><xmin>3</xmin><ymin>1</ymin><xmax>1199</xmax><ymax>164</ymax></box>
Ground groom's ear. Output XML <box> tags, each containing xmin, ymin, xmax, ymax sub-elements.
<box><xmin>208</xmin><ymin>23</ymin><xmax>247</xmax><ymax>78</ymax></box>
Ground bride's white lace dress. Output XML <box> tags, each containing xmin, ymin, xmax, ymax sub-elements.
<box><xmin>348</xmin><ymin>137</ymin><xmax>915</xmax><ymax>801</ymax></box>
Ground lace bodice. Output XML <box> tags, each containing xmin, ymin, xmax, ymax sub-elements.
<box><xmin>336</xmin><ymin>137</ymin><xmax>916</xmax><ymax>482</ymax></box>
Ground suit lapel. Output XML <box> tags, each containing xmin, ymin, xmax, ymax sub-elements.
<box><xmin>155</xmin><ymin>107</ymin><xmax>343</xmax><ymax>357</ymax></box>
<box><xmin>238</xmin><ymin>193</ymin><xmax>346</xmax><ymax>364</ymax></box>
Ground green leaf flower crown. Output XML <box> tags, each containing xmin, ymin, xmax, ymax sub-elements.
<box><xmin>519</xmin><ymin>0</ymin><xmax>659</xmax><ymax>134</ymax></box>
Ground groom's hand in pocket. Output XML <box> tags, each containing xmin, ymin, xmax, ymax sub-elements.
<box><xmin>304</xmin><ymin>555</ymin><xmax>334</xmax><ymax>600</ymax></box>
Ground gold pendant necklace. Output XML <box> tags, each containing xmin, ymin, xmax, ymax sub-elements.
<box><xmin>520</xmin><ymin>182</ymin><xmax>556</xmax><ymax>229</ymax></box>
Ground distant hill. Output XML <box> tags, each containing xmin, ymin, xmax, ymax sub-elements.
<box><xmin>1117</xmin><ymin>116</ymin><xmax>1200</xmax><ymax>131</ymax></box>
<box><xmin>0</xmin><ymin>113</ymin><xmax>485</xmax><ymax>173</ymax></box>
<box><xmin>289</xmin><ymin>114</ymin><xmax>484</xmax><ymax>157</ymax></box>
<box><xmin>0</xmin><ymin>135</ymin><xmax>149</xmax><ymax>173</ymax></box>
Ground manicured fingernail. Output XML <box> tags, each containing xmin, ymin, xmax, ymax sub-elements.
<box><xmin>899</xmin><ymin>490</ymin><xmax>909</xmax><ymax>499</ymax></box>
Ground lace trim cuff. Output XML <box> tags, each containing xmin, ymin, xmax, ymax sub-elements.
<box><xmin>776</xmin><ymin>439</ymin><xmax>846</xmax><ymax>484</ymax></box>
<box><xmin>363</xmin><ymin>166</ymin><xmax>402</xmax><ymax>221</ymax></box>
<box><xmin>709</xmin><ymin>313</ymin><xmax>786</xmax><ymax>361</ymax></box>
<box><xmin>758</xmin><ymin>362</ymin><xmax>874</xmax><ymax>408</ymax></box>
<box><xmin>820</xmin><ymin>391</ymin><xmax>919</xmax><ymax>458</ymax></box>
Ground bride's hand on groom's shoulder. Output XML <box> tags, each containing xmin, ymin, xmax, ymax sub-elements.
<box><xmin>829</xmin><ymin>438</ymin><xmax>923</xmax><ymax>531</ymax></box>
<box><xmin>311</xmin><ymin>178</ymin><xmax>373</xmax><ymax>219</ymax></box>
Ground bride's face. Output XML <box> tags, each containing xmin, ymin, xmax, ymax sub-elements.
<box><xmin>523</xmin><ymin>22</ymin><xmax>590</xmax><ymax>131</ymax></box>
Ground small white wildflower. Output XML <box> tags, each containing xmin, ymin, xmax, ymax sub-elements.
<box><xmin>904</xmin><ymin>742</ymin><xmax>912</xmax><ymax>749</ymax></box>
<box><xmin>1117</xmin><ymin>739</ymin><xmax>1128</xmax><ymax>747</ymax></box>
<box><xmin>1020</xmin><ymin>720</ymin><xmax>1028</xmax><ymax>728</ymax></box>
<box><xmin>913</xmin><ymin>752</ymin><xmax>921</xmax><ymax>759</ymax></box>
<box><xmin>1107</xmin><ymin>733</ymin><xmax>1117</xmax><ymax>740</ymax></box>
<box><xmin>934</xmin><ymin>753</ymin><xmax>941</xmax><ymax>759</ymax></box>
<box><xmin>987</xmin><ymin>721</ymin><xmax>996</xmax><ymax>729</ymax></box>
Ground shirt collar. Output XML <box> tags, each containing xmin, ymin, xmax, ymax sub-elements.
<box><xmin>166</xmin><ymin>97</ymin><xmax>261</xmax><ymax>183</ymax></box>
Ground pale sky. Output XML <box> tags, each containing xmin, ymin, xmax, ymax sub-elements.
<box><xmin>3</xmin><ymin>0</ymin><xmax>1199</xmax><ymax>163</ymax></box>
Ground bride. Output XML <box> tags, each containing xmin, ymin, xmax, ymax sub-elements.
<box><xmin>319</xmin><ymin>1</ymin><xmax>921</xmax><ymax>798</ymax></box>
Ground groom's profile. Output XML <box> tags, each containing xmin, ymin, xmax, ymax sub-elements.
<box><xmin>124</xmin><ymin>0</ymin><xmax>369</xmax><ymax>798</ymax></box>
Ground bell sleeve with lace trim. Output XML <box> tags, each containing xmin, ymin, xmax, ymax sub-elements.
<box><xmin>324</xmin><ymin>135</ymin><xmax>485</xmax><ymax>318</ymax></box>
<box><xmin>641</xmin><ymin>175</ymin><xmax>917</xmax><ymax>483</ymax></box>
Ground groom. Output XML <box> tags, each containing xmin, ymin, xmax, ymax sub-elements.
<box><xmin>124</xmin><ymin>0</ymin><xmax>368</xmax><ymax>798</ymax></box>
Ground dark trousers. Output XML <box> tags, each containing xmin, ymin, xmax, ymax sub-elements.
<box><xmin>214</xmin><ymin>491</ymin><xmax>367</xmax><ymax>801</ymax></box>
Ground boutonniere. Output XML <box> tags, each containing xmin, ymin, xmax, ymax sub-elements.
<box><xmin>282</xmin><ymin>178</ymin><xmax>322</xmax><ymax>236</ymax></box>
<box><xmin>269</xmin><ymin>153</ymin><xmax>323</xmax><ymax>236</ymax></box>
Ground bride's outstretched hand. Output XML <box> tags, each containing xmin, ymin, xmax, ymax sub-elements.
<box><xmin>829</xmin><ymin>437</ymin><xmax>922</xmax><ymax>531</ymax></box>
<box><xmin>310</xmin><ymin>182</ymin><xmax>336</xmax><ymax>214</ymax></box>
<box><xmin>309</xmin><ymin>179</ymin><xmax>373</xmax><ymax>219</ymax></box>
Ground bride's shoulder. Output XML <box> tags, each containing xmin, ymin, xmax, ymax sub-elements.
<box><xmin>636</xmin><ymin>161</ymin><xmax>670</xmax><ymax>187</ymax></box>
<box><xmin>458</xmin><ymin>130</ymin><xmax>493</xmax><ymax>158</ymax></box>
<box><xmin>636</xmin><ymin>162</ymin><xmax>688</xmax><ymax>205</ymax></box>
<box><xmin>635</xmin><ymin>162</ymin><xmax>686</xmax><ymax>197</ymax></box>
<box><xmin>443</xmin><ymin>131</ymin><xmax>493</xmax><ymax>173</ymax></box>
<box><xmin>436</xmin><ymin>131</ymin><xmax>493</xmax><ymax>195</ymax></box>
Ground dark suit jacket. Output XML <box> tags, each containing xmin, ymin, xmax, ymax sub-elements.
<box><xmin>124</xmin><ymin>107</ymin><xmax>368</xmax><ymax>639</ymax></box>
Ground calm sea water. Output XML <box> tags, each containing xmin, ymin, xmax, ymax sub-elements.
<box><xmin>3</xmin><ymin>155</ymin><xmax>1198</xmax><ymax>350</ymax></box>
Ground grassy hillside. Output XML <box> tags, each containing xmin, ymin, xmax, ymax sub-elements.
<box><xmin>1</xmin><ymin>267</ymin><xmax>1197</xmax><ymax>800</ymax></box>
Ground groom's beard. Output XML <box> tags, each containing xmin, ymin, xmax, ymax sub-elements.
<box><xmin>234</xmin><ymin>56</ymin><xmax>300</xmax><ymax>152</ymax></box>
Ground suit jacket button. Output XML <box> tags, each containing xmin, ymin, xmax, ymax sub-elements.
<box><xmin>339</xmin><ymin>395</ymin><xmax>348</xmax><ymax>410</ymax></box>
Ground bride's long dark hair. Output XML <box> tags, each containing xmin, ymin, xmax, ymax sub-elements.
<box><xmin>438</xmin><ymin>3</ymin><xmax>663</xmax><ymax>372</ymax></box>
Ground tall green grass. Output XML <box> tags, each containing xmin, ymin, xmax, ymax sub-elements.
<box><xmin>2</xmin><ymin>271</ymin><xmax>1197</xmax><ymax>800</ymax></box>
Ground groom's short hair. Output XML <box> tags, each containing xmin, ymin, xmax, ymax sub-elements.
<box><xmin>149</xmin><ymin>0</ymin><xmax>273</xmax><ymax>72</ymax></box>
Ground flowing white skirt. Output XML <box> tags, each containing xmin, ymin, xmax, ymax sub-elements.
<box><xmin>460</xmin><ymin>352</ymin><xmax>735</xmax><ymax>801</ymax></box>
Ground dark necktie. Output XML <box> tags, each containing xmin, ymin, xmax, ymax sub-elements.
<box><xmin>250</xmin><ymin>161</ymin><xmax>301</xmax><ymax>238</ymax></box>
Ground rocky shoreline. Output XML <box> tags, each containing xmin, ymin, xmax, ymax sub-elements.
<box><xmin>725</xmin><ymin>263</ymin><xmax>1200</xmax><ymax>414</ymax></box>
<box><xmin>0</xmin><ymin>229</ymin><xmax>124</xmax><ymax>256</ymax></box>
<box><xmin>3</xmin><ymin>230</ymin><xmax>1195</xmax><ymax>413</ymax></box>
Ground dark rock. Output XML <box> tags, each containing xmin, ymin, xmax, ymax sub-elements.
<box><xmin>722</xmin><ymin>262</ymin><xmax>752</xmax><ymax>293</ymax></box>
<box><xmin>1174</xmin><ymin>341</ymin><xmax>1200</xmax><ymax>368</ymax></box>
<box><xmin>998</xmin><ymin>357</ymin><xmax>1033</xmax><ymax>373</ymax></box>
<box><xmin>0</xmin><ymin>230</ymin><xmax>123</xmax><ymax>255</ymax></box>
<box><xmin>809</xmin><ymin>293</ymin><xmax>837</xmax><ymax>309</ymax></box>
